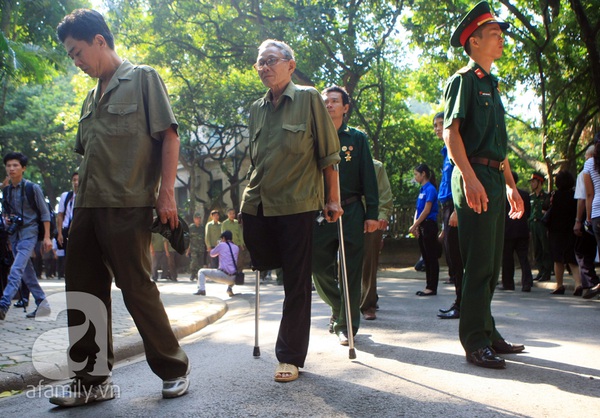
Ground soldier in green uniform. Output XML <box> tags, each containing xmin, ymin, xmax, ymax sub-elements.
<box><xmin>312</xmin><ymin>86</ymin><xmax>379</xmax><ymax>346</ymax></box>
<box><xmin>205</xmin><ymin>210</ymin><xmax>222</xmax><ymax>268</ymax></box>
<box><xmin>221</xmin><ymin>208</ymin><xmax>246</xmax><ymax>270</ymax></box>
<box><xmin>444</xmin><ymin>2</ymin><xmax>525</xmax><ymax>369</ymax></box>
<box><xmin>221</xmin><ymin>209</ymin><xmax>244</xmax><ymax>247</ymax></box>
<box><xmin>528</xmin><ymin>172</ymin><xmax>552</xmax><ymax>281</ymax></box>
<box><xmin>187</xmin><ymin>212</ymin><xmax>206</xmax><ymax>281</ymax></box>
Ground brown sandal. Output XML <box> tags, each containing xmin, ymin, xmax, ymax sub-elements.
<box><xmin>274</xmin><ymin>362</ymin><xmax>299</xmax><ymax>382</ymax></box>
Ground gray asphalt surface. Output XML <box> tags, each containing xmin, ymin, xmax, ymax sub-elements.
<box><xmin>0</xmin><ymin>268</ymin><xmax>599</xmax><ymax>417</ymax></box>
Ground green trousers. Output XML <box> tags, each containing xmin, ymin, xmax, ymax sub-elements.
<box><xmin>529</xmin><ymin>221</ymin><xmax>552</xmax><ymax>279</ymax></box>
<box><xmin>452</xmin><ymin>166</ymin><xmax>505</xmax><ymax>353</ymax></box>
<box><xmin>312</xmin><ymin>202</ymin><xmax>365</xmax><ymax>335</ymax></box>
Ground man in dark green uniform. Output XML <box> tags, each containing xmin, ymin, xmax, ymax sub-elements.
<box><xmin>528</xmin><ymin>172</ymin><xmax>552</xmax><ymax>281</ymax></box>
<box><xmin>312</xmin><ymin>86</ymin><xmax>379</xmax><ymax>346</ymax></box>
<box><xmin>444</xmin><ymin>2</ymin><xmax>525</xmax><ymax>369</ymax></box>
<box><xmin>187</xmin><ymin>212</ymin><xmax>206</xmax><ymax>281</ymax></box>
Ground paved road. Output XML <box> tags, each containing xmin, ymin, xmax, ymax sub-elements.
<box><xmin>0</xmin><ymin>268</ymin><xmax>599</xmax><ymax>417</ymax></box>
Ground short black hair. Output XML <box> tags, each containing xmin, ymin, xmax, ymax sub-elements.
<box><xmin>3</xmin><ymin>152</ymin><xmax>28</xmax><ymax>167</ymax></box>
<box><xmin>72</xmin><ymin>171</ymin><xmax>79</xmax><ymax>178</ymax></box>
<box><xmin>555</xmin><ymin>170</ymin><xmax>575</xmax><ymax>191</ymax></box>
<box><xmin>322</xmin><ymin>85</ymin><xmax>350</xmax><ymax>106</ymax></box>
<box><xmin>57</xmin><ymin>9</ymin><xmax>115</xmax><ymax>50</ymax></box>
<box><xmin>433</xmin><ymin>112</ymin><xmax>444</xmax><ymax>124</ymax></box>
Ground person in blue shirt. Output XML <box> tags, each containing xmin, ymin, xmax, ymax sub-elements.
<box><xmin>435</xmin><ymin>112</ymin><xmax>463</xmax><ymax>318</ymax></box>
<box><xmin>409</xmin><ymin>163</ymin><xmax>439</xmax><ymax>296</ymax></box>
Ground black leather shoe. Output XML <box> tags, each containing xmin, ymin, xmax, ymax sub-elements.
<box><xmin>491</xmin><ymin>339</ymin><xmax>525</xmax><ymax>354</ymax></box>
<box><xmin>193</xmin><ymin>290</ymin><xmax>206</xmax><ymax>296</ymax></box>
<box><xmin>437</xmin><ymin>309</ymin><xmax>459</xmax><ymax>319</ymax></box>
<box><xmin>14</xmin><ymin>299</ymin><xmax>29</xmax><ymax>308</ymax></box>
<box><xmin>537</xmin><ymin>276</ymin><xmax>551</xmax><ymax>282</ymax></box>
<box><xmin>416</xmin><ymin>290</ymin><xmax>436</xmax><ymax>296</ymax></box>
<box><xmin>521</xmin><ymin>286</ymin><xmax>531</xmax><ymax>292</ymax></box>
<box><xmin>466</xmin><ymin>347</ymin><xmax>506</xmax><ymax>369</ymax></box>
<box><xmin>439</xmin><ymin>304</ymin><xmax>456</xmax><ymax>314</ymax></box>
<box><xmin>582</xmin><ymin>285</ymin><xmax>600</xmax><ymax>299</ymax></box>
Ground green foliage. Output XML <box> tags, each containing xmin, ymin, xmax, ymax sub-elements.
<box><xmin>0</xmin><ymin>71</ymin><xmax>84</xmax><ymax>203</ymax></box>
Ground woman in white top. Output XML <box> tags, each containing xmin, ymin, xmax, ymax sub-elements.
<box><xmin>582</xmin><ymin>133</ymin><xmax>600</xmax><ymax>301</ymax></box>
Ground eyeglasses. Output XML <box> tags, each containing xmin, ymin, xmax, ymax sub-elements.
<box><xmin>253</xmin><ymin>57</ymin><xmax>289</xmax><ymax>71</ymax></box>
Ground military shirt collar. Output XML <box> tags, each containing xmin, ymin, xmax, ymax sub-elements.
<box><xmin>468</xmin><ymin>59</ymin><xmax>498</xmax><ymax>86</ymax></box>
<box><xmin>259</xmin><ymin>81</ymin><xmax>297</xmax><ymax>107</ymax></box>
<box><xmin>338</xmin><ymin>122</ymin><xmax>350</xmax><ymax>135</ymax></box>
<box><xmin>93</xmin><ymin>59</ymin><xmax>135</xmax><ymax>101</ymax></box>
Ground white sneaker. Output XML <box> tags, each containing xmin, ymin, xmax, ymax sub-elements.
<box><xmin>49</xmin><ymin>377</ymin><xmax>114</xmax><ymax>407</ymax></box>
<box><xmin>162</xmin><ymin>366</ymin><xmax>190</xmax><ymax>399</ymax></box>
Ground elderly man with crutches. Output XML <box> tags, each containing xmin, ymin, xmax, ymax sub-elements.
<box><xmin>312</xmin><ymin>86</ymin><xmax>379</xmax><ymax>346</ymax></box>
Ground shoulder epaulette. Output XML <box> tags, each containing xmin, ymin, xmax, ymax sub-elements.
<box><xmin>456</xmin><ymin>66</ymin><xmax>471</xmax><ymax>75</ymax></box>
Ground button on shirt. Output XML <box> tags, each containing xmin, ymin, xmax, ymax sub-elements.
<box><xmin>417</xmin><ymin>181</ymin><xmax>438</xmax><ymax>221</ymax></box>
<box><xmin>241</xmin><ymin>82</ymin><xmax>341</xmax><ymax>217</ymax></box>
<box><xmin>443</xmin><ymin>60</ymin><xmax>507</xmax><ymax>162</ymax></box>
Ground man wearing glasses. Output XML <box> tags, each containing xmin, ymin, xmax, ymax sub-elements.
<box><xmin>241</xmin><ymin>39</ymin><xmax>342</xmax><ymax>383</ymax></box>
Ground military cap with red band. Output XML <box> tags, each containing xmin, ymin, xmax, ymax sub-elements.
<box><xmin>450</xmin><ymin>1</ymin><xmax>509</xmax><ymax>48</ymax></box>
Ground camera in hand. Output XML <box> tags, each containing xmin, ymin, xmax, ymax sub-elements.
<box><xmin>6</xmin><ymin>215</ymin><xmax>23</xmax><ymax>235</ymax></box>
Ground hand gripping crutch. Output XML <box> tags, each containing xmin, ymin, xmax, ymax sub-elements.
<box><xmin>332</xmin><ymin>164</ymin><xmax>356</xmax><ymax>360</ymax></box>
<box><xmin>253</xmin><ymin>270</ymin><xmax>261</xmax><ymax>357</ymax></box>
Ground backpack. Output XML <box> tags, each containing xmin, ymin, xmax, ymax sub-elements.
<box><xmin>23</xmin><ymin>181</ymin><xmax>58</xmax><ymax>241</ymax></box>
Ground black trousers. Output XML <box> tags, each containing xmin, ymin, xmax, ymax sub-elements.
<box><xmin>502</xmin><ymin>236</ymin><xmax>533</xmax><ymax>290</ymax></box>
<box><xmin>418</xmin><ymin>219</ymin><xmax>439</xmax><ymax>292</ymax></box>
<box><xmin>242</xmin><ymin>205</ymin><xmax>314</xmax><ymax>368</ymax></box>
<box><xmin>442</xmin><ymin>202</ymin><xmax>463</xmax><ymax>307</ymax></box>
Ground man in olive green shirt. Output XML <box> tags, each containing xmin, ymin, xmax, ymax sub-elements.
<box><xmin>241</xmin><ymin>40</ymin><xmax>342</xmax><ymax>382</ymax></box>
<box><xmin>53</xmin><ymin>9</ymin><xmax>189</xmax><ymax>406</ymax></box>
<box><xmin>221</xmin><ymin>208</ymin><xmax>244</xmax><ymax>247</ymax></box>
<box><xmin>205</xmin><ymin>210</ymin><xmax>222</xmax><ymax>268</ymax></box>
<box><xmin>360</xmin><ymin>159</ymin><xmax>393</xmax><ymax>320</ymax></box>
<box><xmin>444</xmin><ymin>2</ymin><xmax>524</xmax><ymax>370</ymax></box>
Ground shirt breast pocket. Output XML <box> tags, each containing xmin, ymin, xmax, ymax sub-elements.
<box><xmin>282</xmin><ymin>123</ymin><xmax>309</xmax><ymax>154</ymax></box>
<box><xmin>107</xmin><ymin>103</ymin><xmax>138</xmax><ymax>136</ymax></box>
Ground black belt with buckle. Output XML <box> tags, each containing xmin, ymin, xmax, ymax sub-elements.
<box><xmin>469</xmin><ymin>157</ymin><xmax>504</xmax><ymax>172</ymax></box>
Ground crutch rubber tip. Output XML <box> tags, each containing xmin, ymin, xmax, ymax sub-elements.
<box><xmin>349</xmin><ymin>348</ymin><xmax>357</xmax><ymax>360</ymax></box>
<box><xmin>253</xmin><ymin>347</ymin><xmax>261</xmax><ymax>358</ymax></box>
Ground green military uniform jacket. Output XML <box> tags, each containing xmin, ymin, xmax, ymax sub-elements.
<box><xmin>529</xmin><ymin>191</ymin><xmax>550</xmax><ymax>223</ymax></box>
<box><xmin>75</xmin><ymin>60</ymin><xmax>178</xmax><ymax>208</ymax></box>
<box><xmin>444</xmin><ymin>59</ymin><xmax>508</xmax><ymax>161</ymax></box>
<box><xmin>337</xmin><ymin>123</ymin><xmax>378</xmax><ymax>220</ymax></box>
<box><xmin>373</xmin><ymin>159</ymin><xmax>393</xmax><ymax>222</ymax></box>
<box><xmin>221</xmin><ymin>219</ymin><xmax>244</xmax><ymax>247</ymax></box>
<box><xmin>241</xmin><ymin>82</ymin><xmax>340</xmax><ymax>217</ymax></box>
<box><xmin>188</xmin><ymin>223</ymin><xmax>206</xmax><ymax>252</ymax></box>
<box><xmin>205</xmin><ymin>220</ymin><xmax>221</xmax><ymax>248</ymax></box>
